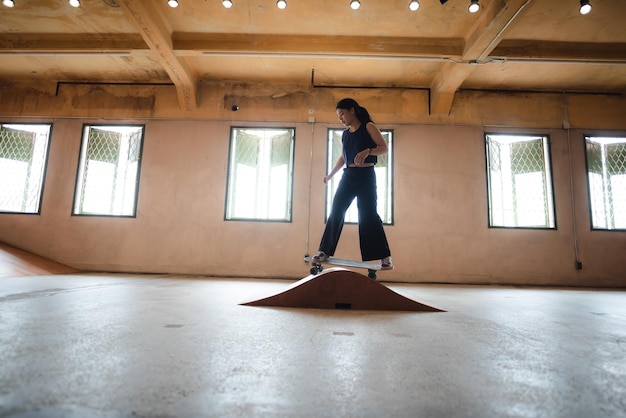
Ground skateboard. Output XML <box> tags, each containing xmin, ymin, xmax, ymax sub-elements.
<box><xmin>304</xmin><ymin>256</ymin><xmax>381</xmax><ymax>280</ymax></box>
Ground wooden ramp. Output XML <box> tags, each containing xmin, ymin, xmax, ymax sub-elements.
<box><xmin>242</xmin><ymin>267</ymin><xmax>444</xmax><ymax>312</ymax></box>
<box><xmin>0</xmin><ymin>242</ymin><xmax>77</xmax><ymax>278</ymax></box>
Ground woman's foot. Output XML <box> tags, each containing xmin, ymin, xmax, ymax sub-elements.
<box><xmin>311</xmin><ymin>251</ymin><xmax>329</xmax><ymax>264</ymax></box>
<box><xmin>381</xmin><ymin>256</ymin><xmax>394</xmax><ymax>270</ymax></box>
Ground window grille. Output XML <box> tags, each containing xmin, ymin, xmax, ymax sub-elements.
<box><xmin>326</xmin><ymin>129</ymin><xmax>393</xmax><ymax>224</ymax></box>
<box><xmin>73</xmin><ymin>125</ymin><xmax>144</xmax><ymax>217</ymax></box>
<box><xmin>585</xmin><ymin>136</ymin><xmax>626</xmax><ymax>230</ymax></box>
<box><xmin>0</xmin><ymin>124</ymin><xmax>51</xmax><ymax>214</ymax></box>
<box><xmin>485</xmin><ymin>134</ymin><xmax>556</xmax><ymax>228</ymax></box>
<box><xmin>225</xmin><ymin>127</ymin><xmax>295</xmax><ymax>221</ymax></box>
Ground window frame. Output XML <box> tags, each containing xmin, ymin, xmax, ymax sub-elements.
<box><xmin>224</xmin><ymin>126</ymin><xmax>296</xmax><ymax>223</ymax></box>
<box><xmin>484</xmin><ymin>132</ymin><xmax>557</xmax><ymax>230</ymax></box>
<box><xmin>0</xmin><ymin>122</ymin><xmax>53</xmax><ymax>215</ymax></box>
<box><xmin>583</xmin><ymin>134</ymin><xmax>626</xmax><ymax>232</ymax></box>
<box><xmin>72</xmin><ymin>123</ymin><xmax>145</xmax><ymax>218</ymax></box>
<box><xmin>325</xmin><ymin>127</ymin><xmax>394</xmax><ymax>225</ymax></box>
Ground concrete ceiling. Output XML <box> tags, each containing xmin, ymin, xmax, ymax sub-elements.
<box><xmin>0</xmin><ymin>0</ymin><xmax>625</xmax><ymax>114</ymax></box>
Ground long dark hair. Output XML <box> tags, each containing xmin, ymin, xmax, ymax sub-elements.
<box><xmin>336</xmin><ymin>98</ymin><xmax>374</xmax><ymax>124</ymax></box>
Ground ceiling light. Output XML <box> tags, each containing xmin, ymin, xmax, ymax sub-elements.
<box><xmin>468</xmin><ymin>0</ymin><xmax>480</xmax><ymax>13</ymax></box>
<box><xmin>2</xmin><ymin>0</ymin><xmax>15</xmax><ymax>7</ymax></box>
<box><xmin>579</xmin><ymin>0</ymin><xmax>592</xmax><ymax>15</ymax></box>
<box><xmin>222</xmin><ymin>0</ymin><xmax>233</xmax><ymax>8</ymax></box>
<box><xmin>409</xmin><ymin>0</ymin><xmax>419</xmax><ymax>11</ymax></box>
<box><xmin>350</xmin><ymin>0</ymin><xmax>360</xmax><ymax>10</ymax></box>
<box><xmin>69</xmin><ymin>0</ymin><xmax>80</xmax><ymax>7</ymax></box>
<box><xmin>276</xmin><ymin>0</ymin><xmax>286</xmax><ymax>9</ymax></box>
<box><xmin>167</xmin><ymin>0</ymin><xmax>178</xmax><ymax>7</ymax></box>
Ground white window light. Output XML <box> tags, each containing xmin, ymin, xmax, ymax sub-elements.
<box><xmin>350</xmin><ymin>0</ymin><xmax>360</xmax><ymax>10</ymax></box>
<box><xmin>222</xmin><ymin>0</ymin><xmax>233</xmax><ymax>8</ymax></box>
<box><xmin>2</xmin><ymin>0</ymin><xmax>15</xmax><ymax>8</ymax></box>
<box><xmin>277</xmin><ymin>0</ymin><xmax>286</xmax><ymax>9</ymax></box>
<box><xmin>409</xmin><ymin>1</ymin><xmax>419</xmax><ymax>11</ymax></box>
<box><xmin>585</xmin><ymin>136</ymin><xmax>626</xmax><ymax>230</ymax></box>
<box><xmin>225</xmin><ymin>128</ymin><xmax>295</xmax><ymax>222</ymax></box>
<box><xmin>73</xmin><ymin>125</ymin><xmax>145</xmax><ymax>217</ymax></box>
<box><xmin>69</xmin><ymin>0</ymin><xmax>80</xmax><ymax>7</ymax></box>
<box><xmin>0</xmin><ymin>124</ymin><xmax>52</xmax><ymax>214</ymax></box>
<box><xmin>485</xmin><ymin>134</ymin><xmax>556</xmax><ymax>229</ymax></box>
<box><xmin>167</xmin><ymin>0</ymin><xmax>179</xmax><ymax>7</ymax></box>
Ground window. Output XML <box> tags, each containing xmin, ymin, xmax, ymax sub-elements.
<box><xmin>326</xmin><ymin>128</ymin><xmax>393</xmax><ymax>224</ymax></box>
<box><xmin>0</xmin><ymin>123</ymin><xmax>51</xmax><ymax>214</ymax></box>
<box><xmin>225</xmin><ymin>127</ymin><xmax>295</xmax><ymax>221</ymax></box>
<box><xmin>73</xmin><ymin>125</ymin><xmax>144</xmax><ymax>217</ymax></box>
<box><xmin>485</xmin><ymin>133</ymin><xmax>556</xmax><ymax>228</ymax></box>
<box><xmin>585</xmin><ymin>136</ymin><xmax>626</xmax><ymax>231</ymax></box>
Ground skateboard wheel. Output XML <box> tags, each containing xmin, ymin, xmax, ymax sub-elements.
<box><xmin>368</xmin><ymin>270</ymin><xmax>377</xmax><ymax>280</ymax></box>
<box><xmin>310</xmin><ymin>264</ymin><xmax>323</xmax><ymax>275</ymax></box>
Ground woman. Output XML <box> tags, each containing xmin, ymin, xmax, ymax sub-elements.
<box><xmin>311</xmin><ymin>98</ymin><xmax>393</xmax><ymax>270</ymax></box>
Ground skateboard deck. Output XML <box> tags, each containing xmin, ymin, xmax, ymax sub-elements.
<box><xmin>304</xmin><ymin>256</ymin><xmax>381</xmax><ymax>279</ymax></box>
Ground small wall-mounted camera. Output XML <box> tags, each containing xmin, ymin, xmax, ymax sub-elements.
<box><xmin>231</xmin><ymin>105</ymin><xmax>239</xmax><ymax>111</ymax></box>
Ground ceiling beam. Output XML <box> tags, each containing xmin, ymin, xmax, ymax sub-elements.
<box><xmin>117</xmin><ymin>0</ymin><xmax>197</xmax><ymax>111</ymax></box>
<box><xmin>174</xmin><ymin>34</ymin><xmax>464</xmax><ymax>59</ymax></box>
<box><xmin>490</xmin><ymin>40</ymin><xmax>626</xmax><ymax>64</ymax></box>
<box><xmin>2</xmin><ymin>32</ymin><xmax>622</xmax><ymax>65</ymax></box>
<box><xmin>0</xmin><ymin>34</ymin><xmax>146</xmax><ymax>54</ymax></box>
<box><xmin>429</xmin><ymin>0</ymin><xmax>533</xmax><ymax>115</ymax></box>
<box><xmin>1</xmin><ymin>33</ymin><xmax>623</xmax><ymax>65</ymax></box>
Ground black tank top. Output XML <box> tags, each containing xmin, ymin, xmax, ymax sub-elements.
<box><xmin>342</xmin><ymin>122</ymin><xmax>378</xmax><ymax>165</ymax></box>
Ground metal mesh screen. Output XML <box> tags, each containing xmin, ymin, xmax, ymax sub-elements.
<box><xmin>233</xmin><ymin>131</ymin><xmax>259</xmax><ymax>167</ymax></box>
<box><xmin>87</xmin><ymin>129</ymin><xmax>120</xmax><ymax>163</ymax></box>
<box><xmin>586</xmin><ymin>137</ymin><xmax>626</xmax><ymax>230</ymax></box>
<box><xmin>74</xmin><ymin>125</ymin><xmax>144</xmax><ymax>216</ymax></box>
<box><xmin>128</xmin><ymin>130</ymin><xmax>142</xmax><ymax>162</ymax></box>
<box><xmin>511</xmin><ymin>140</ymin><xmax>546</xmax><ymax>174</ymax></box>
<box><xmin>511</xmin><ymin>139</ymin><xmax>550</xmax><ymax>222</ymax></box>
<box><xmin>486</xmin><ymin>134</ymin><xmax>555</xmax><ymax>228</ymax></box>
<box><xmin>606</xmin><ymin>144</ymin><xmax>626</xmax><ymax>176</ymax></box>
<box><xmin>0</xmin><ymin>124</ymin><xmax>51</xmax><ymax>214</ymax></box>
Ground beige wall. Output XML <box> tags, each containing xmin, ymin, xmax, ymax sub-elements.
<box><xmin>0</xmin><ymin>83</ymin><xmax>625</xmax><ymax>286</ymax></box>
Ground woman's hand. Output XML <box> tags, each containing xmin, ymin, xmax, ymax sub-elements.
<box><xmin>354</xmin><ymin>148</ymin><xmax>370</xmax><ymax>165</ymax></box>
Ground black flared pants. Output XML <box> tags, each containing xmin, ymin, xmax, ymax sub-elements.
<box><xmin>318</xmin><ymin>166</ymin><xmax>391</xmax><ymax>261</ymax></box>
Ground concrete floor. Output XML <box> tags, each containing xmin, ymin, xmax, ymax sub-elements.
<box><xmin>1</xmin><ymin>273</ymin><xmax>625</xmax><ymax>418</ymax></box>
